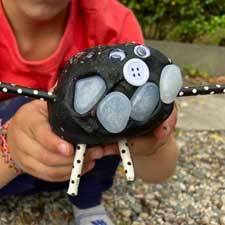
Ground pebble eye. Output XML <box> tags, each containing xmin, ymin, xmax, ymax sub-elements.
<box><xmin>109</xmin><ymin>48</ymin><xmax>126</xmax><ymax>61</ymax></box>
<box><xmin>134</xmin><ymin>45</ymin><xmax>151</xmax><ymax>58</ymax></box>
<box><xmin>74</xmin><ymin>76</ymin><xmax>106</xmax><ymax>115</ymax></box>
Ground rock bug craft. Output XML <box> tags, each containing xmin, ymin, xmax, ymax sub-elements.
<box><xmin>1</xmin><ymin>43</ymin><xmax>225</xmax><ymax>196</ymax></box>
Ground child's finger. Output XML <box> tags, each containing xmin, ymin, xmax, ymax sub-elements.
<box><xmin>153</xmin><ymin>120</ymin><xmax>171</xmax><ymax>140</ymax></box>
<box><xmin>153</xmin><ymin>105</ymin><xmax>177</xmax><ymax>140</ymax></box>
<box><xmin>31</xmin><ymin>120</ymin><xmax>74</xmax><ymax>156</ymax></box>
<box><xmin>85</xmin><ymin>146</ymin><xmax>104</xmax><ymax>160</ymax></box>
<box><xmin>10</xmin><ymin>131</ymin><xmax>74</xmax><ymax>167</ymax></box>
<box><xmin>13</xmin><ymin>100</ymin><xmax>74</xmax><ymax>156</ymax></box>
<box><xmin>82</xmin><ymin>161</ymin><xmax>95</xmax><ymax>175</ymax></box>
<box><xmin>19</xmin><ymin>154</ymin><xmax>73</xmax><ymax>182</ymax></box>
<box><xmin>103</xmin><ymin>144</ymin><xmax>120</xmax><ymax>156</ymax></box>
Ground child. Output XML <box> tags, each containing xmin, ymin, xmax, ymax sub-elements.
<box><xmin>0</xmin><ymin>0</ymin><xmax>179</xmax><ymax>224</ymax></box>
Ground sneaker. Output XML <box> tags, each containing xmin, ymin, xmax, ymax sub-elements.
<box><xmin>73</xmin><ymin>204</ymin><xmax>115</xmax><ymax>225</ymax></box>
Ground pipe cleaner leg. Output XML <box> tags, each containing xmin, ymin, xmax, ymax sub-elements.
<box><xmin>67</xmin><ymin>144</ymin><xmax>86</xmax><ymax>196</ymax></box>
<box><xmin>118</xmin><ymin>139</ymin><xmax>135</xmax><ymax>181</ymax></box>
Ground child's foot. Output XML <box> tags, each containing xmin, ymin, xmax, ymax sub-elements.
<box><xmin>73</xmin><ymin>204</ymin><xmax>115</xmax><ymax>225</ymax></box>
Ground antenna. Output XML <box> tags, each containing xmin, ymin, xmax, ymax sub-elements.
<box><xmin>178</xmin><ymin>84</ymin><xmax>225</xmax><ymax>97</ymax></box>
<box><xmin>0</xmin><ymin>82</ymin><xmax>56</xmax><ymax>102</ymax></box>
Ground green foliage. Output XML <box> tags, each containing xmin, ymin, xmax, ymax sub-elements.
<box><xmin>119</xmin><ymin>0</ymin><xmax>225</xmax><ymax>44</ymax></box>
<box><xmin>184</xmin><ymin>65</ymin><xmax>209</xmax><ymax>78</ymax></box>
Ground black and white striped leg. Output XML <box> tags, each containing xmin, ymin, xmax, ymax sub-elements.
<box><xmin>118</xmin><ymin>139</ymin><xmax>135</xmax><ymax>181</ymax></box>
<box><xmin>67</xmin><ymin>144</ymin><xmax>86</xmax><ymax>196</ymax></box>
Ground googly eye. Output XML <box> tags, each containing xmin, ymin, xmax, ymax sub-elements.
<box><xmin>134</xmin><ymin>45</ymin><xmax>151</xmax><ymax>58</ymax></box>
<box><xmin>109</xmin><ymin>49</ymin><xmax>126</xmax><ymax>61</ymax></box>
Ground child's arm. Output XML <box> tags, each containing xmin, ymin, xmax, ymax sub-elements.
<box><xmin>128</xmin><ymin>106</ymin><xmax>179</xmax><ymax>183</ymax></box>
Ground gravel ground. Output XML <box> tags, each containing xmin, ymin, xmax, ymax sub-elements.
<box><xmin>1</xmin><ymin>130</ymin><xmax>225</xmax><ymax>225</ymax></box>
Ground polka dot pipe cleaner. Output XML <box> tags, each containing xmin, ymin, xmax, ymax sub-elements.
<box><xmin>0</xmin><ymin>82</ymin><xmax>56</xmax><ymax>102</ymax></box>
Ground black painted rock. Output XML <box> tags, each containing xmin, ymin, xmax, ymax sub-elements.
<box><xmin>48</xmin><ymin>43</ymin><xmax>181</xmax><ymax>146</ymax></box>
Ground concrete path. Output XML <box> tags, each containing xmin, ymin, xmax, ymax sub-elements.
<box><xmin>176</xmin><ymin>94</ymin><xmax>225</xmax><ymax>130</ymax></box>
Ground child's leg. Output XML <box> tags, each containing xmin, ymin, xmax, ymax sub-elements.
<box><xmin>0</xmin><ymin>174</ymin><xmax>69</xmax><ymax>198</ymax></box>
<box><xmin>0</xmin><ymin>96</ymin><xmax>31</xmax><ymax>124</ymax></box>
<box><xmin>69</xmin><ymin>155</ymin><xmax>120</xmax><ymax>208</ymax></box>
<box><xmin>0</xmin><ymin>155</ymin><xmax>120</xmax><ymax>204</ymax></box>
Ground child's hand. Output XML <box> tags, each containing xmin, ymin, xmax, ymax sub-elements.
<box><xmin>128</xmin><ymin>105</ymin><xmax>177</xmax><ymax>156</ymax></box>
<box><xmin>7</xmin><ymin>100</ymin><xmax>106</xmax><ymax>182</ymax></box>
<box><xmin>121</xmin><ymin>106</ymin><xmax>178</xmax><ymax>183</ymax></box>
<box><xmin>103</xmin><ymin>106</ymin><xmax>178</xmax><ymax>183</ymax></box>
<box><xmin>103</xmin><ymin>106</ymin><xmax>177</xmax><ymax>157</ymax></box>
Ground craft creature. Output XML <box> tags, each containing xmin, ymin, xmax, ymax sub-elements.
<box><xmin>1</xmin><ymin>43</ymin><xmax>225</xmax><ymax>196</ymax></box>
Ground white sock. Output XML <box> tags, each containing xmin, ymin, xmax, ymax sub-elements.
<box><xmin>73</xmin><ymin>204</ymin><xmax>115</xmax><ymax>225</ymax></box>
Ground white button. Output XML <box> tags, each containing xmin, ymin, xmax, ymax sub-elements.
<box><xmin>134</xmin><ymin>45</ymin><xmax>151</xmax><ymax>58</ymax></box>
<box><xmin>123</xmin><ymin>58</ymin><xmax>150</xmax><ymax>86</ymax></box>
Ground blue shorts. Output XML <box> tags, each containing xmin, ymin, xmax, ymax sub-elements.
<box><xmin>0</xmin><ymin>97</ymin><xmax>120</xmax><ymax>208</ymax></box>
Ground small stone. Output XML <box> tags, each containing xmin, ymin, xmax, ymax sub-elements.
<box><xmin>166</xmin><ymin>213</ymin><xmax>176</xmax><ymax>222</ymax></box>
<box><xmin>97</xmin><ymin>92</ymin><xmax>131</xmax><ymax>133</ymax></box>
<box><xmin>130</xmin><ymin>82</ymin><xmax>159</xmax><ymax>121</ymax></box>
<box><xmin>121</xmin><ymin>209</ymin><xmax>132</xmax><ymax>217</ymax></box>
<box><xmin>74</xmin><ymin>76</ymin><xmax>106</xmax><ymax>114</ymax></box>
<box><xmin>188</xmin><ymin>185</ymin><xmax>196</xmax><ymax>193</ymax></box>
<box><xmin>160</xmin><ymin>64</ymin><xmax>183</xmax><ymax>104</ymax></box>
<box><xmin>201</xmin><ymin>216</ymin><xmax>210</xmax><ymax>224</ymax></box>
<box><xmin>220</xmin><ymin>216</ymin><xmax>225</xmax><ymax>225</ymax></box>
<box><xmin>139</xmin><ymin>212</ymin><xmax>148</xmax><ymax>220</ymax></box>
<box><xmin>180</xmin><ymin>183</ymin><xmax>186</xmax><ymax>192</ymax></box>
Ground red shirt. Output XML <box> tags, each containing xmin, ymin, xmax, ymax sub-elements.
<box><xmin>0</xmin><ymin>0</ymin><xmax>144</xmax><ymax>100</ymax></box>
